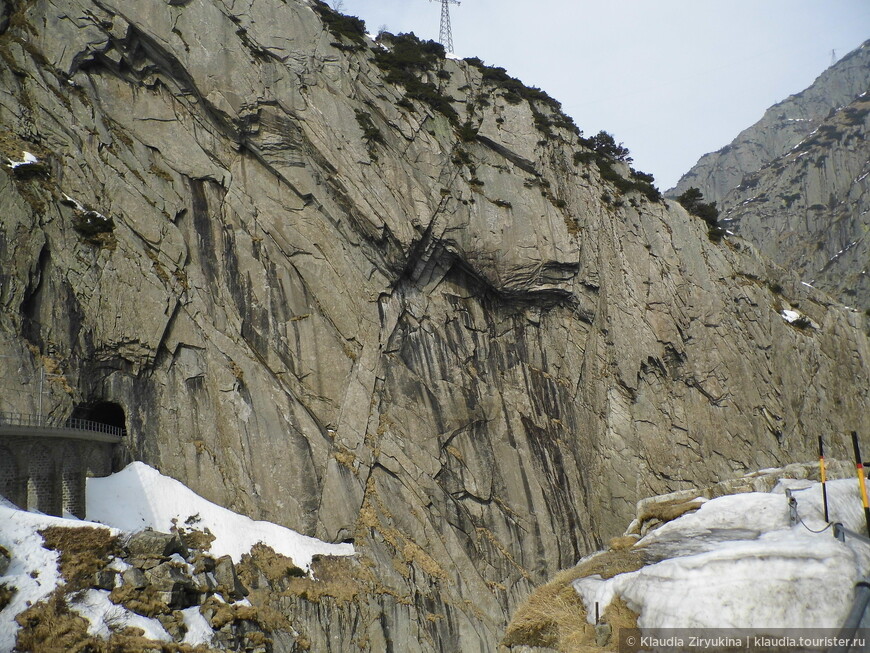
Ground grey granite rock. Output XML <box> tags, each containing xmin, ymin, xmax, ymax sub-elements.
<box><xmin>0</xmin><ymin>1</ymin><xmax>867</xmax><ymax>650</ymax></box>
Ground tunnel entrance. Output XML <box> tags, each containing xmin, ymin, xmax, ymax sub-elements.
<box><xmin>71</xmin><ymin>401</ymin><xmax>127</xmax><ymax>433</ymax></box>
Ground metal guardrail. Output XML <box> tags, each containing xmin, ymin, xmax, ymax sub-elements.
<box><xmin>0</xmin><ymin>411</ymin><xmax>127</xmax><ymax>437</ymax></box>
<box><xmin>788</xmin><ymin>489</ymin><xmax>870</xmax><ymax>652</ymax></box>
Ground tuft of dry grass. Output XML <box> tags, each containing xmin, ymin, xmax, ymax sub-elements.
<box><xmin>109</xmin><ymin>583</ymin><xmax>172</xmax><ymax>618</ymax></box>
<box><xmin>39</xmin><ymin>526</ymin><xmax>120</xmax><ymax>590</ymax></box>
<box><xmin>637</xmin><ymin>497</ymin><xmax>702</xmax><ymax>525</ymax></box>
<box><xmin>0</xmin><ymin>582</ymin><xmax>16</xmax><ymax>611</ymax></box>
<box><xmin>282</xmin><ymin>556</ymin><xmax>365</xmax><ymax>604</ymax></box>
<box><xmin>200</xmin><ymin>595</ymin><xmax>260</xmax><ymax>629</ymax></box>
<box><xmin>178</xmin><ymin>527</ymin><xmax>215</xmax><ymax>554</ymax></box>
<box><xmin>237</xmin><ymin>542</ymin><xmax>305</xmax><ymax>589</ymax></box>
<box><xmin>503</xmin><ymin>549</ymin><xmax>646</xmax><ymax>652</ymax></box>
<box><xmin>502</xmin><ymin>565</ymin><xmax>593</xmax><ymax>649</ymax></box>
<box><xmin>15</xmin><ymin>592</ymin><xmax>94</xmax><ymax>653</ymax></box>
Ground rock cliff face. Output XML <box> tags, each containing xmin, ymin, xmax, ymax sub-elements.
<box><xmin>720</xmin><ymin>94</ymin><xmax>870</xmax><ymax>312</ymax></box>
<box><xmin>0</xmin><ymin>1</ymin><xmax>868</xmax><ymax>650</ymax></box>
<box><xmin>670</xmin><ymin>41</ymin><xmax>870</xmax><ymax>312</ymax></box>
<box><xmin>670</xmin><ymin>40</ymin><xmax>870</xmax><ymax>204</ymax></box>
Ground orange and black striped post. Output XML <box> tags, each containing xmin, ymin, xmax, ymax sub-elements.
<box><xmin>851</xmin><ymin>431</ymin><xmax>870</xmax><ymax>538</ymax></box>
<box><xmin>819</xmin><ymin>436</ymin><xmax>829</xmax><ymax>523</ymax></box>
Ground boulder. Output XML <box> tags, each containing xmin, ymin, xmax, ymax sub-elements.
<box><xmin>213</xmin><ymin>556</ymin><xmax>248</xmax><ymax>601</ymax></box>
<box><xmin>121</xmin><ymin>568</ymin><xmax>148</xmax><ymax>590</ymax></box>
<box><xmin>93</xmin><ymin>569</ymin><xmax>118</xmax><ymax>591</ymax></box>
<box><xmin>126</xmin><ymin>530</ymin><xmax>187</xmax><ymax>559</ymax></box>
<box><xmin>146</xmin><ymin>562</ymin><xmax>198</xmax><ymax>609</ymax></box>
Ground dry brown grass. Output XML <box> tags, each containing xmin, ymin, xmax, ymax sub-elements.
<box><xmin>39</xmin><ymin>526</ymin><xmax>120</xmax><ymax>590</ymax></box>
<box><xmin>15</xmin><ymin>589</ymin><xmax>218</xmax><ymax>652</ymax></box>
<box><xmin>502</xmin><ymin>565</ymin><xmax>593</xmax><ymax>649</ymax></box>
<box><xmin>199</xmin><ymin>595</ymin><xmax>260</xmax><ymax>629</ymax></box>
<box><xmin>15</xmin><ymin>592</ymin><xmax>94</xmax><ymax>653</ymax></box>
<box><xmin>503</xmin><ymin>549</ymin><xmax>646</xmax><ymax>652</ymax></box>
<box><xmin>356</xmin><ymin>477</ymin><xmax>449</xmax><ymax>580</ymax></box>
<box><xmin>282</xmin><ymin>555</ymin><xmax>366</xmax><ymax>604</ymax></box>
<box><xmin>637</xmin><ymin>498</ymin><xmax>702</xmax><ymax>525</ymax></box>
<box><xmin>602</xmin><ymin>596</ymin><xmax>639</xmax><ymax>636</ymax></box>
<box><xmin>0</xmin><ymin>582</ymin><xmax>16</xmax><ymax>611</ymax></box>
<box><xmin>109</xmin><ymin>583</ymin><xmax>172</xmax><ymax>618</ymax></box>
<box><xmin>237</xmin><ymin>542</ymin><xmax>305</xmax><ymax>589</ymax></box>
<box><xmin>178</xmin><ymin>527</ymin><xmax>216</xmax><ymax>554</ymax></box>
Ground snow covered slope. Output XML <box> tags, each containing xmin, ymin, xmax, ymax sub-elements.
<box><xmin>0</xmin><ymin>462</ymin><xmax>355</xmax><ymax>651</ymax></box>
<box><xmin>0</xmin><ymin>497</ymin><xmax>87</xmax><ymax>651</ymax></box>
<box><xmin>87</xmin><ymin>461</ymin><xmax>354</xmax><ymax>568</ymax></box>
<box><xmin>574</xmin><ymin>478</ymin><xmax>870</xmax><ymax>631</ymax></box>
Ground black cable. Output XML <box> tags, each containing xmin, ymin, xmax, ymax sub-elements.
<box><xmin>797</xmin><ymin>515</ymin><xmax>833</xmax><ymax>534</ymax></box>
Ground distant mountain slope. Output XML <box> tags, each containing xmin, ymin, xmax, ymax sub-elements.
<box><xmin>721</xmin><ymin>94</ymin><xmax>870</xmax><ymax>311</ymax></box>
<box><xmin>670</xmin><ymin>40</ymin><xmax>870</xmax><ymax>204</ymax></box>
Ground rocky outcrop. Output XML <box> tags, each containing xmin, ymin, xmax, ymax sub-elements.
<box><xmin>670</xmin><ymin>40</ymin><xmax>869</xmax><ymax>311</ymax></box>
<box><xmin>720</xmin><ymin>95</ymin><xmax>870</xmax><ymax>311</ymax></box>
<box><xmin>16</xmin><ymin>525</ymin><xmax>273</xmax><ymax>651</ymax></box>
<box><xmin>670</xmin><ymin>40</ymin><xmax>870</xmax><ymax>203</ymax></box>
<box><xmin>0</xmin><ymin>1</ymin><xmax>868</xmax><ymax>650</ymax></box>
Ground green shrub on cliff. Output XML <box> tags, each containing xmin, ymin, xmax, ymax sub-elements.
<box><xmin>373</xmin><ymin>33</ymin><xmax>458</xmax><ymax>123</ymax></box>
<box><xmin>677</xmin><ymin>187</ymin><xmax>724</xmax><ymax>241</ymax></box>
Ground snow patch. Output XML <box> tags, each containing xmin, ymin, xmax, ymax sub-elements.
<box><xmin>181</xmin><ymin>606</ymin><xmax>215</xmax><ymax>646</ymax></box>
<box><xmin>69</xmin><ymin>589</ymin><xmax>172</xmax><ymax>642</ymax></box>
<box><xmin>87</xmin><ymin>462</ymin><xmax>355</xmax><ymax>568</ymax></box>
<box><xmin>6</xmin><ymin>151</ymin><xmax>39</xmax><ymax>168</ymax></box>
<box><xmin>0</xmin><ymin>504</ymin><xmax>116</xmax><ymax>651</ymax></box>
<box><xmin>574</xmin><ymin>479</ymin><xmax>870</xmax><ymax>631</ymax></box>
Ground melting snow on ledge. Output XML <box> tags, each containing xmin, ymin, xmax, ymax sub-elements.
<box><xmin>781</xmin><ymin>308</ymin><xmax>803</xmax><ymax>323</ymax></box>
<box><xmin>86</xmin><ymin>461</ymin><xmax>355</xmax><ymax>568</ymax></box>
<box><xmin>574</xmin><ymin>478</ymin><xmax>870</xmax><ymax>631</ymax></box>
<box><xmin>5</xmin><ymin>151</ymin><xmax>39</xmax><ymax>168</ymax></box>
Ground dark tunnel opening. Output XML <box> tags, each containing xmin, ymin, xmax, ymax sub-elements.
<box><xmin>71</xmin><ymin>401</ymin><xmax>127</xmax><ymax>432</ymax></box>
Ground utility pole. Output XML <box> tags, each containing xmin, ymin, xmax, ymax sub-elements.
<box><xmin>430</xmin><ymin>0</ymin><xmax>460</xmax><ymax>53</ymax></box>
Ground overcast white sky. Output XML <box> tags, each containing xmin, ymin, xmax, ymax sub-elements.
<box><xmin>333</xmin><ymin>0</ymin><xmax>868</xmax><ymax>190</ymax></box>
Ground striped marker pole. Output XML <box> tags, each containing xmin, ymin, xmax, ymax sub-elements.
<box><xmin>851</xmin><ymin>431</ymin><xmax>870</xmax><ymax>538</ymax></box>
<box><xmin>819</xmin><ymin>436</ymin><xmax>829</xmax><ymax>523</ymax></box>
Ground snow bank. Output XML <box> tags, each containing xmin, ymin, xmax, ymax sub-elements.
<box><xmin>574</xmin><ymin>479</ymin><xmax>870</xmax><ymax>631</ymax></box>
<box><xmin>87</xmin><ymin>462</ymin><xmax>354</xmax><ymax>568</ymax></box>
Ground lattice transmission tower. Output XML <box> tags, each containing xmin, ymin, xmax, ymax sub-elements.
<box><xmin>430</xmin><ymin>0</ymin><xmax>460</xmax><ymax>53</ymax></box>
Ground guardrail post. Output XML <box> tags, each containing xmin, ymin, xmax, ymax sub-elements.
<box><xmin>820</xmin><ymin>435</ymin><xmax>830</xmax><ymax>523</ymax></box>
<box><xmin>851</xmin><ymin>431</ymin><xmax>870</xmax><ymax>538</ymax></box>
